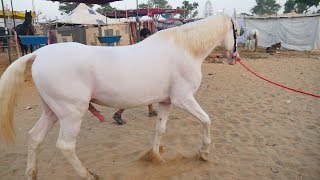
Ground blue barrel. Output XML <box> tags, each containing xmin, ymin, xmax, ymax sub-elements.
<box><xmin>19</xmin><ymin>36</ymin><xmax>48</xmax><ymax>45</ymax></box>
<box><xmin>97</xmin><ymin>36</ymin><xmax>121</xmax><ymax>46</ymax></box>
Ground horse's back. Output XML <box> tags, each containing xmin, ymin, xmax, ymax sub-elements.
<box><xmin>31</xmin><ymin>43</ymin><xmax>96</xmax><ymax>108</ymax></box>
<box><xmin>32</xmin><ymin>42</ymin><xmax>96</xmax><ymax>82</ymax></box>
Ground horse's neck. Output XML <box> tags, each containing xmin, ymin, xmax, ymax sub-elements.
<box><xmin>159</xmin><ymin>16</ymin><xmax>229</xmax><ymax>60</ymax></box>
<box><xmin>21</xmin><ymin>24</ymin><xmax>34</xmax><ymax>35</ymax></box>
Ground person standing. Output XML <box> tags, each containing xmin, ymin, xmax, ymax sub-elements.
<box><xmin>113</xmin><ymin>28</ymin><xmax>157</xmax><ymax>125</ymax></box>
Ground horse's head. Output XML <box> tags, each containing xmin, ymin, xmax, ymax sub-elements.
<box><xmin>221</xmin><ymin>9</ymin><xmax>240</xmax><ymax>65</ymax></box>
<box><xmin>24</xmin><ymin>10</ymin><xmax>33</xmax><ymax>27</ymax></box>
<box><xmin>275</xmin><ymin>42</ymin><xmax>281</xmax><ymax>49</ymax></box>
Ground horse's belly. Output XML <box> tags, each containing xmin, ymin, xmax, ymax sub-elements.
<box><xmin>92</xmin><ymin>81</ymin><xmax>170</xmax><ymax>108</ymax></box>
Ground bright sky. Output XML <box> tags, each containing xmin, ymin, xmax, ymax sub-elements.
<box><xmin>7</xmin><ymin>0</ymin><xmax>289</xmax><ymax>21</ymax></box>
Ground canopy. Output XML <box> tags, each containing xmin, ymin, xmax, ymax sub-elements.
<box><xmin>55</xmin><ymin>3</ymin><xmax>117</xmax><ymax>25</ymax></box>
<box><xmin>106</xmin><ymin>8</ymin><xmax>185</xmax><ymax>18</ymax></box>
<box><xmin>48</xmin><ymin>0</ymin><xmax>121</xmax><ymax>4</ymax></box>
<box><xmin>0</xmin><ymin>11</ymin><xmax>36</xmax><ymax>19</ymax></box>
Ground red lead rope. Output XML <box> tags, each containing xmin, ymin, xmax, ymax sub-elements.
<box><xmin>236</xmin><ymin>58</ymin><xmax>320</xmax><ymax>99</ymax></box>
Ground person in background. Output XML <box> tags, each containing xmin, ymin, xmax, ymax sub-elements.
<box><xmin>112</xmin><ymin>28</ymin><xmax>157</xmax><ymax>125</ymax></box>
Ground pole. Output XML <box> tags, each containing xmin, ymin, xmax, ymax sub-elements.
<box><xmin>147</xmin><ymin>0</ymin><xmax>150</xmax><ymax>30</ymax></box>
<box><xmin>1</xmin><ymin>0</ymin><xmax>12</xmax><ymax>64</ymax></box>
<box><xmin>32</xmin><ymin>0</ymin><xmax>35</xmax><ymax>12</ymax></box>
<box><xmin>104</xmin><ymin>4</ymin><xmax>110</xmax><ymax>35</ymax></box>
<box><xmin>136</xmin><ymin>0</ymin><xmax>140</xmax><ymax>42</ymax></box>
<box><xmin>10</xmin><ymin>0</ymin><xmax>15</xmax><ymax>28</ymax></box>
<box><xmin>125</xmin><ymin>4</ymin><xmax>128</xmax><ymax>19</ymax></box>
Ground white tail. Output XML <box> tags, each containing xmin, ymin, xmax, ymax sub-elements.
<box><xmin>0</xmin><ymin>53</ymin><xmax>36</xmax><ymax>143</ymax></box>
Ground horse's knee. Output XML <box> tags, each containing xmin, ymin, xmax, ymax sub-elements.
<box><xmin>201</xmin><ymin>114</ymin><xmax>211</xmax><ymax>125</ymax></box>
<box><xmin>27</xmin><ymin>136</ymin><xmax>42</xmax><ymax>152</ymax></box>
<box><xmin>56</xmin><ymin>138</ymin><xmax>76</xmax><ymax>154</ymax></box>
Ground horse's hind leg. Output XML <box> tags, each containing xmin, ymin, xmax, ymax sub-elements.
<box><xmin>172</xmin><ymin>95</ymin><xmax>211</xmax><ymax>161</ymax></box>
<box><xmin>30</xmin><ymin>45</ymin><xmax>34</xmax><ymax>53</ymax></box>
<box><xmin>20</xmin><ymin>45</ymin><xmax>25</xmax><ymax>55</ymax></box>
<box><xmin>149</xmin><ymin>102</ymin><xmax>171</xmax><ymax>162</ymax></box>
<box><xmin>25</xmin><ymin>99</ymin><xmax>58</xmax><ymax>180</ymax></box>
<box><xmin>56</xmin><ymin>107</ymin><xmax>98</xmax><ymax>179</ymax></box>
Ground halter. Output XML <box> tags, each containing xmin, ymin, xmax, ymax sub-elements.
<box><xmin>231</xmin><ymin>19</ymin><xmax>238</xmax><ymax>53</ymax></box>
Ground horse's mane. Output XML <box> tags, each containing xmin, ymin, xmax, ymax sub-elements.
<box><xmin>154</xmin><ymin>14</ymin><xmax>232</xmax><ymax>58</ymax></box>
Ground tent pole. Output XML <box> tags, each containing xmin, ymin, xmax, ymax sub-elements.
<box><xmin>105</xmin><ymin>10</ymin><xmax>108</xmax><ymax>32</ymax></box>
<box><xmin>10</xmin><ymin>0</ymin><xmax>15</xmax><ymax>28</ymax></box>
<box><xmin>147</xmin><ymin>0</ymin><xmax>150</xmax><ymax>30</ymax></box>
<box><xmin>136</xmin><ymin>0</ymin><xmax>140</xmax><ymax>42</ymax></box>
<box><xmin>1</xmin><ymin>0</ymin><xmax>12</xmax><ymax>64</ymax></box>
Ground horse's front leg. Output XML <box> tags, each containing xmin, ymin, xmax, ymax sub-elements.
<box><xmin>245</xmin><ymin>40</ymin><xmax>248</xmax><ymax>50</ymax></box>
<box><xmin>172</xmin><ymin>95</ymin><xmax>211</xmax><ymax>161</ymax></box>
<box><xmin>149</xmin><ymin>101</ymin><xmax>171</xmax><ymax>162</ymax></box>
<box><xmin>20</xmin><ymin>45</ymin><xmax>24</xmax><ymax>55</ymax></box>
<box><xmin>30</xmin><ymin>45</ymin><xmax>34</xmax><ymax>53</ymax></box>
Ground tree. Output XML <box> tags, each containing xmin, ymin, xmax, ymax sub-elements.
<box><xmin>58</xmin><ymin>3</ymin><xmax>93</xmax><ymax>15</ymax></box>
<box><xmin>137</xmin><ymin>0</ymin><xmax>172</xmax><ymax>19</ymax></box>
<box><xmin>296</xmin><ymin>2</ymin><xmax>309</xmax><ymax>13</ymax></box>
<box><xmin>284</xmin><ymin>0</ymin><xmax>319</xmax><ymax>13</ymax></box>
<box><xmin>203</xmin><ymin>0</ymin><xmax>213</xmax><ymax>18</ymax></box>
<box><xmin>251</xmin><ymin>0</ymin><xmax>281</xmax><ymax>15</ymax></box>
<box><xmin>95</xmin><ymin>3</ymin><xmax>117</xmax><ymax>14</ymax></box>
<box><xmin>138</xmin><ymin>3</ymin><xmax>149</xmax><ymax>9</ymax></box>
<box><xmin>151</xmin><ymin>0</ymin><xmax>172</xmax><ymax>8</ymax></box>
<box><xmin>296</xmin><ymin>0</ymin><xmax>319</xmax><ymax>10</ymax></box>
<box><xmin>178</xmin><ymin>1</ymin><xmax>199</xmax><ymax>18</ymax></box>
<box><xmin>284</xmin><ymin>0</ymin><xmax>296</xmax><ymax>13</ymax></box>
<box><xmin>138</xmin><ymin>0</ymin><xmax>172</xmax><ymax>9</ymax></box>
<box><xmin>59</xmin><ymin>3</ymin><xmax>79</xmax><ymax>14</ymax></box>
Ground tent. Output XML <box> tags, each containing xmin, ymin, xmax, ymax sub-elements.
<box><xmin>56</xmin><ymin>3</ymin><xmax>117</xmax><ymax>25</ymax></box>
<box><xmin>238</xmin><ymin>13</ymin><xmax>320</xmax><ymax>51</ymax></box>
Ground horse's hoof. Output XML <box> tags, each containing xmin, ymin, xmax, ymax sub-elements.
<box><xmin>89</xmin><ymin>171</ymin><xmax>100</xmax><ymax>180</ymax></box>
<box><xmin>141</xmin><ymin>149</ymin><xmax>166</xmax><ymax>163</ymax></box>
<box><xmin>159</xmin><ymin>145</ymin><xmax>165</xmax><ymax>154</ymax></box>
<box><xmin>199</xmin><ymin>153</ymin><xmax>209</xmax><ymax>162</ymax></box>
<box><xmin>26</xmin><ymin>168</ymin><xmax>38</xmax><ymax>180</ymax></box>
<box><xmin>199</xmin><ymin>149</ymin><xmax>209</xmax><ymax>162</ymax></box>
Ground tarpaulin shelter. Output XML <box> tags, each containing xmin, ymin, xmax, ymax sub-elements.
<box><xmin>238</xmin><ymin>13</ymin><xmax>320</xmax><ymax>51</ymax></box>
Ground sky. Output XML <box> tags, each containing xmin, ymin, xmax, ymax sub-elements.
<box><xmin>5</xmin><ymin>0</ymin><xmax>291</xmax><ymax>21</ymax></box>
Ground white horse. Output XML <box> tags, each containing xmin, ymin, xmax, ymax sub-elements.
<box><xmin>0</xmin><ymin>12</ymin><xmax>240</xmax><ymax>180</ymax></box>
<box><xmin>241</xmin><ymin>27</ymin><xmax>259</xmax><ymax>51</ymax></box>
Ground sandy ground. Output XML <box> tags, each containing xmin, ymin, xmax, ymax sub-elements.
<box><xmin>0</xmin><ymin>48</ymin><xmax>319</xmax><ymax>180</ymax></box>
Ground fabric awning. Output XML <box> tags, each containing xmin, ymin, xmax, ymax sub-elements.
<box><xmin>106</xmin><ymin>8</ymin><xmax>185</xmax><ymax>18</ymax></box>
<box><xmin>0</xmin><ymin>11</ymin><xmax>36</xmax><ymax>19</ymax></box>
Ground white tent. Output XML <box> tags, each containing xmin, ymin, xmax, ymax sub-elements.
<box><xmin>238</xmin><ymin>14</ymin><xmax>320</xmax><ymax>51</ymax></box>
<box><xmin>56</xmin><ymin>3</ymin><xmax>118</xmax><ymax>25</ymax></box>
